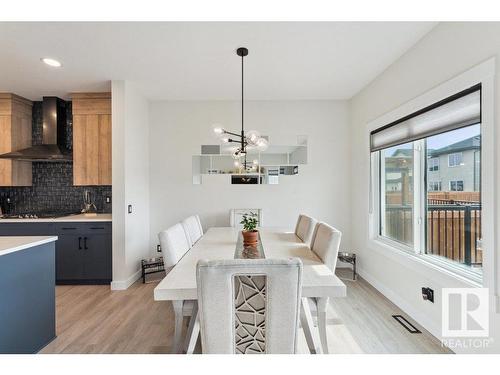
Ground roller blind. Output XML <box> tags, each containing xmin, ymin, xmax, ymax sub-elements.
<box><xmin>370</xmin><ymin>85</ymin><xmax>481</xmax><ymax>152</ymax></box>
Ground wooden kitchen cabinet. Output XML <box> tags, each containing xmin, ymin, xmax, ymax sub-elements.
<box><xmin>0</xmin><ymin>94</ymin><xmax>33</xmax><ymax>186</ymax></box>
<box><xmin>72</xmin><ymin>92</ymin><xmax>111</xmax><ymax>185</ymax></box>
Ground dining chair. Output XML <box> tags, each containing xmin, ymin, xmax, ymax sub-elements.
<box><xmin>194</xmin><ymin>258</ymin><xmax>303</xmax><ymax>354</ymax></box>
<box><xmin>181</xmin><ymin>215</ymin><xmax>204</xmax><ymax>247</ymax></box>
<box><xmin>158</xmin><ymin>223</ymin><xmax>194</xmax><ymax>353</ymax></box>
<box><xmin>158</xmin><ymin>223</ymin><xmax>191</xmax><ymax>267</ymax></box>
<box><xmin>307</xmin><ymin>222</ymin><xmax>342</xmax><ymax>353</ymax></box>
<box><xmin>294</xmin><ymin>214</ymin><xmax>318</xmax><ymax>247</ymax></box>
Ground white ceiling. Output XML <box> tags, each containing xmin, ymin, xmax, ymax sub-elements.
<box><xmin>0</xmin><ymin>22</ymin><xmax>436</xmax><ymax>101</ymax></box>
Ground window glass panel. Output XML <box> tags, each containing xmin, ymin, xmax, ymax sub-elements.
<box><xmin>425</xmin><ymin>124</ymin><xmax>482</xmax><ymax>272</ymax></box>
<box><xmin>380</xmin><ymin>142</ymin><xmax>413</xmax><ymax>246</ymax></box>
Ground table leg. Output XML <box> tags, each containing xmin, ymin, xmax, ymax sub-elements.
<box><xmin>300</xmin><ymin>298</ymin><xmax>321</xmax><ymax>354</ymax></box>
<box><xmin>353</xmin><ymin>259</ymin><xmax>357</xmax><ymax>280</ymax></box>
<box><xmin>184</xmin><ymin>301</ymin><xmax>200</xmax><ymax>354</ymax></box>
<box><xmin>317</xmin><ymin>297</ymin><xmax>329</xmax><ymax>354</ymax></box>
<box><xmin>171</xmin><ymin>300</ymin><xmax>184</xmax><ymax>354</ymax></box>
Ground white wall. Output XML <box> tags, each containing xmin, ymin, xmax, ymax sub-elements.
<box><xmin>349</xmin><ymin>22</ymin><xmax>500</xmax><ymax>353</ymax></box>
<box><xmin>148</xmin><ymin>100</ymin><xmax>351</xmax><ymax>251</ymax></box>
<box><xmin>112</xmin><ymin>81</ymin><xmax>151</xmax><ymax>289</ymax></box>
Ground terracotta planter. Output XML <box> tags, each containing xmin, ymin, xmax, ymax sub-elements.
<box><xmin>242</xmin><ymin>230</ymin><xmax>259</xmax><ymax>247</ymax></box>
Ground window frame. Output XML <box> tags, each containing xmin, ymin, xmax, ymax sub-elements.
<box><xmin>373</xmin><ymin>137</ymin><xmax>482</xmax><ymax>284</ymax></box>
<box><xmin>367</xmin><ymin>59</ymin><xmax>496</xmax><ymax>293</ymax></box>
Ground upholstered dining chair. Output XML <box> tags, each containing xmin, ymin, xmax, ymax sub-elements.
<box><xmin>158</xmin><ymin>223</ymin><xmax>194</xmax><ymax>353</ymax></box>
<box><xmin>310</xmin><ymin>222</ymin><xmax>342</xmax><ymax>273</ymax></box>
<box><xmin>306</xmin><ymin>222</ymin><xmax>342</xmax><ymax>353</ymax></box>
<box><xmin>294</xmin><ymin>214</ymin><xmax>318</xmax><ymax>247</ymax></box>
<box><xmin>158</xmin><ymin>223</ymin><xmax>191</xmax><ymax>268</ymax></box>
<box><xmin>181</xmin><ymin>215</ymin><xmax>204</xmax><ymax>247</ymax></box>
<box><xmin>194</xmin><ymin>258</ymin><xmax>303</xmax><ymax>354</ymax></box>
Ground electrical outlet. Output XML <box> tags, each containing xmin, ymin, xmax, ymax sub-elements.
<box><xmin>422</xmin><ymin>287</ymin><xmax>434</xmax><ymax>303</ymax></box>
<box><xmin>105</xmin><ymin>196</ymin><xmax>111</xmax><ymax>204</ymax></box>
<box><xmin>128</xmin><ymin>205</ymin><xmax>132</xmax><ymax>214</ymax></box>
<box><xmin>157</xmin><ymin>244</ymin><xmax>161</xmax><ymax>253</ymax></box>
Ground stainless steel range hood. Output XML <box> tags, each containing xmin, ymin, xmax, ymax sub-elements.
<box><xmin>0</xmin><ymin>97</ymin><xmax>72</xmax><ymax>162</ymax></box>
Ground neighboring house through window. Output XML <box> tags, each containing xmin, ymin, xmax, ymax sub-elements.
<box><xmin>428</xmin><ymin>181</ymin><xmax>441</xmax><ymax>191</ymax></box>
<box><xmin>428</xmin><ymin>158</ymin><xmax>439</xmax><ymax>171</ymax></box>
<box><xmin>448</xmin><ymin>152</ymin><xmax>463</xmax><ymax>167</ymax></box>
<box><xmin>449</xmin><ymin>180</ymin><xmax>464</xmax><ymax>191</ymax></box>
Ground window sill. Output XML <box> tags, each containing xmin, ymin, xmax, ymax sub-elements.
<box><xmin>370</xmin><ymin>237</ymin><xmax>482</xmax><ymax>287</ymax></box>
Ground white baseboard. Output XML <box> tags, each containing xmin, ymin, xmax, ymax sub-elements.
<box><xmin>357</xmin><ymin>267</ymin><xmax>443</xmax><ymax>343</ymax></box>
<box><xmin>111</xmin><ymin>269</ymin><xmax>142</xmax><ymax>290</ymax></box>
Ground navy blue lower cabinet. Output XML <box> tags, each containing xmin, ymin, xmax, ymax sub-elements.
<box><xmin>0</xmin><ymin>222</ymin><xmax>112</xmax><ymax>285</ymax></box>
<box><xmin>55</xmin><ymin>223</ymin><xmax>112</xmax><ymax>285</ymax></box>
<box><xmin>56</xmin><ymin>234</ymin><xmax>86</xmax><ymax>281</ymax></box>
<box><xmin>0</xmin><ymin>242</ymin><xmax>56</xmax><ymax>354</ymax></box>
<box><xmin>82</xmin><ymin>234</ymin><xmax>112</xmax><ymax>281</ymax></box>
<box><xmin>0</xmin><ymin>223</ymin><xmax>55</xmax><ymax>236</ymax></box>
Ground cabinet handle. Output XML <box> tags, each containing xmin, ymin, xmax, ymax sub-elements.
<box><xmin>90</xmin><ymin>227</ymin><xmax>105</xmax><ymax>230</ymax></box>
<box><xmin>78</xmin><ymin>237</ymin><xmax>82</xmax><ymax>250</ymax></box>
<box><xmin>62</xmin><ymin>227</ymin><xmax>77</xmax><ymax>230</ymax></box>
<box><xmin>84</xmin><ymin>237</ymin><xmax>88</xmax><ymax>250</ymax></box>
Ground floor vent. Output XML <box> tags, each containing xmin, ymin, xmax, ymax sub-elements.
<box><xmin>392</xmin><ymin>315</ymin><xmax>421</xmax><ymax>334</ymax></box>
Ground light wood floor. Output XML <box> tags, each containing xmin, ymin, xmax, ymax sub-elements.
<box><xmin>40</xmin><ymin>269</ymin><xmax>451</xmax><ymax>354</ymax></box>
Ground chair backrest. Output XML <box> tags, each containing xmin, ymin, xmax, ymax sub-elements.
<box><xmin>294</xmin><ymin>214</ymin><xmax>318</xmax><ymax>246</ymax></box>
<box><xmin>182</xmin><ymin>215</ymin><xmax>204</xmax><ymax>247</ymax></box>
<box><xmin>196</xmin><ymin>258</ymin><xmax>302</xmax><ymax>354</ymax></box>
<box><xmin>230</xmin><ymin>208</ymin><xmax>263</xmax><ymax>228</ymax></box>
<box><xmin>310</xmin><ymin>222</ymin><xmax>342</xmax><ymax>272</ymax></box>
<box><xmin>158</xmin><ymin>223</ymin><xmax>191</xmax><ymax>268</ymax></box>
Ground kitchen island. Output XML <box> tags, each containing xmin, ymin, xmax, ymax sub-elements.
<box><xmin>0</xmin><ymin>236</ymin><xmax>57</xmax><ymax>353</ymax></box>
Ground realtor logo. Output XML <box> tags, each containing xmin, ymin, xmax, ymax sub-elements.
<box><xmin>442</xmin><ymin>288</ymin><xmax>489</xmax><ymax>337</ymax></box>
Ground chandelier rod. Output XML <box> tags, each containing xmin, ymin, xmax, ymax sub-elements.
<box><xmin>241</xmin><ymin>49</ymin><xmax>244</xmax><ymax>150</ymax></box>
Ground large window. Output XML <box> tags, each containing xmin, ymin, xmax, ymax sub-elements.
<box><xmin>371</xmin><ymin>85</ymin><xmax>482</xmax><ymax>276</ymax></box>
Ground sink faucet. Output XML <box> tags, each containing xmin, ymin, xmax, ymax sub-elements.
<box><xmin>81</xmin><ymin>190</ymin><xmax>97</xmax><ymax>214</ymax></box>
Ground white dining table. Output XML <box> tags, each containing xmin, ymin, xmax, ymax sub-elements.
<box><xmin>154</xmin><ymin>227</ymin><xmax>346</xmax><ymax>354</ymax></box>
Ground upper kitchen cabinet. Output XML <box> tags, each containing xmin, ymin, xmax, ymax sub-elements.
<box><xmin>0</xmin><ymin>94</ymin><xmax>33</xmax><ymax>186</ymax></box>
<box><xmin>72</xmin><ymin>93</ymin><xmax>112</xmax><ymax>186</ymax></box>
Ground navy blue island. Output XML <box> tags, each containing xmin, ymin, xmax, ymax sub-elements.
<box><xmin>0</xmin><ymin>236</ymin><xmax>57</xmax><ymax>353</ymax></box>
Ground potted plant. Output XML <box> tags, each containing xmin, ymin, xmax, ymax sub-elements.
<box><xmin>240</xmin><ymin>212</ymin><xmax>259</xmax><ymax>247</ymax></box>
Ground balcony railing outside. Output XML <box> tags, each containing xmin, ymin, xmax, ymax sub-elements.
<box><xmin>384</xmin><ymin>200</ymin><xmax>482</xmax><ymax>267</ymax></box>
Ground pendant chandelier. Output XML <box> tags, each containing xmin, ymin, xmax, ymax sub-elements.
<box><xmin>213</xmin><ymin>47</ymin><xmax>269</xmax><ymax>166</ymax></box>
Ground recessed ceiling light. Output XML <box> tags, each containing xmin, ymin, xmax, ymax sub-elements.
<box><xmin>41</xmin><ymin>57</ymin><xmax>62</xmax><ymax>67</ymax></box>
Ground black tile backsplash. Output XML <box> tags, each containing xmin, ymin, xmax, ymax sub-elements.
<box><xmin>0</xmin><ymin>101</ymin><xmax>111</xmax><ymax>215</ymax></box>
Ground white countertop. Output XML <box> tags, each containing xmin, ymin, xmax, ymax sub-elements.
<box><xmin>0</xmin><ymin>213</ymin><xmax>112</xmax><ymax>223</ymax></box>
<box><xmin>0</xmin><ymin>236</ymin><xmax>58</xmax><ymax>257</ymax></box>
